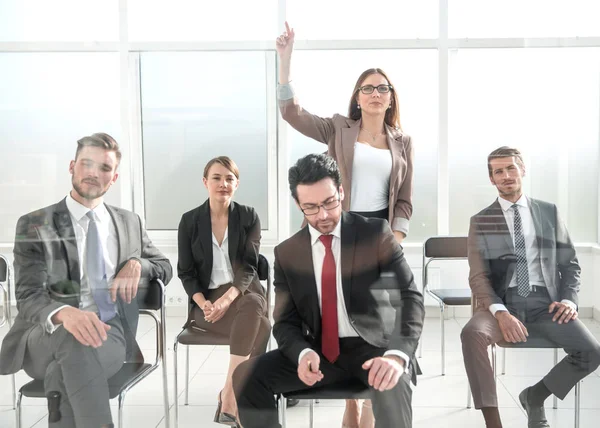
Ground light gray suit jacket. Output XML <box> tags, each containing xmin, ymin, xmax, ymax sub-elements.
<box><xmin>468</xmin><ymin>197</ymin><xmax>580</xmax><ymax>311</ymax></box>
<box><xmin>0</xmin><ymin>198</ymin><xmax>173</xmax><ymax>374</ymax></box>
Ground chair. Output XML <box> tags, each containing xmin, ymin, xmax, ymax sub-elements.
<box><xmin>492</xmin><ymin>340</ymin><xmax>581</xmax><ymax>428</ymax></box>
<box><xmin>419</xmin><ymin>236</ymin><xmax>472</xmax><ymax>375</ymax></box>
<box><xmin>0</xmin><ymin>254</ymin><xmax>16</xmax><ymax>409</ymax></box>
<box><xmin>173</xmin><ymin>254</ymin><xmax>272</xmax><ymax>427</ymax></box>
<box><xmin>278</xmin><ymin>379</ymin><xmax>371</xmax><ymax>428</ymax></box>
<box><xmin>15</xmin><ymin>278</ymin><xmax>170</xmax><ymax>428</ymax></box>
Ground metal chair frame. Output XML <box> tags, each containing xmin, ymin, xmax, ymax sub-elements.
<box><xmin>173</xmin><ymin>254</ymin><xmax>272</xmax><ymax>428</ymax></box>
<box><xmin>0</xmin><ymin>254</ymin><xmax>16</xmax><ymax>410</ymax></box>
<box><xmin>15</xmin><ymin>278</ymin><xmax>170</xmax><ymax>428</ymax></box>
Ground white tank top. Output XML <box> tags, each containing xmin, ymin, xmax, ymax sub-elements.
<box><xmin>349</xmin><ymin>142</ymin><xmax>393</xmax><ymax>212</ymax></box>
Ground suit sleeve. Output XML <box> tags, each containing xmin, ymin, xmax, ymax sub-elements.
<box><xmin>391</xmin><ymin>135</ymin><xmax>414</xmax><ymax>235</ymax></box>
<box><xmin>232</xmin><ymin>208</ymin><xmax>261</xmax><ymax>294</ymax></box>
<box><xmin>12</xmin><ymin>214</ymin><xmax>64</xmax><ymax>327</ymax></box>
<box><xmin>378</xmin><ymin>222</ymin><xmax>424</xmax><ymax>357</ymax></box>
<box><xmin>468</xmin><ymin>215</ymin><xmax>504</xmax><ymax>310</ymax></box>
<box><xmin>272</xmin><ymin>246</ymin><xmax>313</xmax><ymax>365</ymax></box>
<box><xmin>554</xmin><ymin>206</ymin><xmax>580</xmax><ymax>305</ymax></box>
<box><xmin>177</xmin><ymin>214</ymin><xmax>201</xmax><ymax>297</ymax></box>
<box><xmin>133</xmin><ymin>214</ymin><xmax>172</xmax><ymax>285</ymax></box>
<box><xmin>279</xmin><ymin>95</ymin><xmax>335</xmax><ymax>145</ymax></box>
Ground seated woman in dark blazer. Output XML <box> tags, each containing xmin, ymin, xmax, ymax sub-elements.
<box><xmin>178</xmin><ymin>156</ymin><xmax>270</xmax><ymax>427</ymax></box>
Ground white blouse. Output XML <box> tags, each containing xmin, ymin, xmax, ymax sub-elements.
<box><xmin>209</xmin><ymin>227</ymin><xmax>235</xmax><ymax>289</ymax></box>
<box><xmin>349</xmin><ymin>142</ymin><xmax>393</xmax><ymax>212</ymax></box>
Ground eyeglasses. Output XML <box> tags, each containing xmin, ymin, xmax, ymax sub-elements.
<box><xmin>357</xmin><ymin>84</ymin><xmax>393</xmax><ymax>95</ymax></box>
<box><xmin>300</xmin><ymin>197</ymin><xmax>341</xmax><ymax>216</ymax></box>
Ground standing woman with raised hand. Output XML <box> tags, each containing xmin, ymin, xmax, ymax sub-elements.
<box><xmin>276</xmin><ymin>22</ymin><xmax>416</xmax><ymax>428</ymax></box>
<box><xmin>178</xmin><ymin>157</ymin><xmax>271</xmax><ymax>427</ymax></box>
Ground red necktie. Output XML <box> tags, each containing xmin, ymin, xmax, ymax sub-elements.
<box><xmin>319</xmin><ymin>234</ymin><xmax>340</xmax><ymax>363</ymax></box>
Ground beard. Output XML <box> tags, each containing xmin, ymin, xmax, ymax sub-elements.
<box><xmin>498</xmin><ymin>183</ymin><xmax>521</xmax><ymax>198</ymax></box>
<box><xmin>72</xmin><ymin>177</ymin><xmax>108</xmax><ymax>200</ymax></box>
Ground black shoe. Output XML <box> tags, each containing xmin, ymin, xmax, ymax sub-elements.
<box><xmin>519</xmin><ymin>387</ymin><xmax>550</xmax><ymax>428</ymax></box>
<box><xmin>286</xmin><ymin>398</ymin><xmax>300</xmax><ymax>408</ymax></box>
<box><xmin>46</xmin><ymin>391</ymin><xmax>61</xmax><ymax>423</ymax></box>
<box><xmin>214</xmin><ymin>391</ymin><xmax>240</xmax><ymax>427</ymax></box>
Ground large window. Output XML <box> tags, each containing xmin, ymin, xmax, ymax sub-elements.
<box><xmin>0</xmin><ymin>53</ymin><xmax>121</xmax><ymax>243</ymax></box>
<box><xmin>139</xmin><ymin>51</ymin><xmax>274</xmax><ymax>231</ymax></box>
<box><xmin>286</xmin><ymin>50</ymin><xmax>438</xmax><ymax>242</ymax></box>
<box><xmin>448</xmin><ymin>48</ymin><xmax>600</xmax><ymax>242</ymax></box>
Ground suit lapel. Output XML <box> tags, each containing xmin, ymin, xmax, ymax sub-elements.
<box><xmin>106</xmin><ymin>205</ymin><xmax>126</xmax><ymax>264</ymax></box>
<box><xmin>386</xmin><ymin>125</ymin><xmax>402</xmax><ymax>192</ymax></box>
<box><xmin>487</xmin><ymin>200</ymin><xmax>514</xmax><ymax>253</ymax></box>
<box><xmin>340</xmin><ymin>213</ymin><xmax>355</xmax><ymax>313</ymax></box>
<box><xmin>227</xmin><ymin>202</ymin><xmax>240</xmax><ymax>271</ymax></box>
<box><xmin>528</xmin><ymin>197</ymin><xmax>544</xmax><ymax>249</ymax></box>
<box><xmin>296</xmin><ymin>227</ymin><xmax>321</xmax><ymax>332</ymax></box>
<box><xmin>198</xmin><ymin>200</ymin><xmax>213</xmax><ymax>285</ymax></box>
<box><xmin>53</xmin><ymin>199</ymin><xmax>80</xmax><ymax>282</ymax></box>
<box><xmin>340</xmin><ymin>119</ymin><xmax>360</xmax><ymax>191</ymax></box>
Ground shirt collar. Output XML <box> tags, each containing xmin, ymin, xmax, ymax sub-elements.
<box><xmin>308</xmin><ymin>218</ymin><xmax>342</xmax><ymax>246</ymax></box>
<box><xmin>497</xmin><ymin>194</ymin><xmax>528</xmax><ymax>212</ymax></box>
<box><xmin>66</xmin><ymin>192</ymin><xmax>110</xmax><ymax>224</ymax></box>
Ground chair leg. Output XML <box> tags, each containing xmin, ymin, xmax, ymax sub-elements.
<box><xmin>15</xmin><ymin>391</ymin><xmax>22</xmax><ymax>428</ymax></box>
<box><xmin>574</xmin><ymin>382</ymin><xmax>580</xmax><ymax>428</ymax></box>
<box><xmin>501</xmin><ymin>347</ymin><xmax>506</xmax><ymax>375</ymax></box>
<box><xmin>174</xmin><ymin>341</ymin><xmax>179</xmax><ymax>428</ymax></box>
<box><xmin>441</xmin><ymin>304</ymin><xmax>445</xmax><ymax>375</ymax></box>
<box><xmin>11</xmin><ymin>373</ymin><xmax>16</xmax><ymax>410</ymax></box>
<box><xmin>162</xmin><ymin>344</ymin><xmax>170</xmax><ymax>428</ymax></box>
<box><xmin>467</xmin><ymin>383</ymin><xmax>472</xmax><ymax>409</ymax></box>
<box><xmin>118</xmin><ymin>392</ymin><xmax>125</xmax><ymax>428</ymax></box>
<box><xmin>279</xmin><ymin>395</ymin><xmax>287</xmax><ymax>428</ymax></box>
<box><xmin>491</xmin><ymin>344</ymin><xmax>497</xmax><ymax>380</ymax></box>
<box><xmin>185</xmin><ymin>345</ymin><xmax>190</xmax><ymax>405</ymax></box>
<box><xmin>553</xmin><ymin>349</ymin><xmax>558</xmax><ymax>409</ymax></box>
<box><xmin>310</xmin><ymin>399</ymin><xmax>314</xmax><ymax>428</ymax></box>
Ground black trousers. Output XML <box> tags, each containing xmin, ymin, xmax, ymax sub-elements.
<box><xmin>233</xmin><ymin>337</ymin><xmax>413</xmax><ymax>428</ymax></box>
<box><xmin>192</xmin><ymin>283</ymin><xmax>271</xmax><ymax>357</ymax></box>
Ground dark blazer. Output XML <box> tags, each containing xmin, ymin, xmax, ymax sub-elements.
<box><xmin>0</xmin><ymin>198</ymin><xmax>173</xmax><ymax>374</ymax></box>
<box><xmin>280</xmin><ymin>98</ymin><xmax>414</xmax><ymax>233</ymax></box>
<box><xmin>177</xmin><ymin>200</ymin><xmax>264</xmax><ymax>308</ymax></box>
<box><xmin>468</xmin><ymin>197</ymin><xmax>580</xmax><ymax>311</ymax></box>
<box><xmin>272</xmin><ymin>212</ymin><xmax>424</xmax><ymax>382</ymax></box>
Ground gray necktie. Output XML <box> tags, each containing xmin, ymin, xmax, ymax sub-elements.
<box><xmin>86</xmin><ymin>211</ymin><xmax>116</xmax><ymax>322</ymax></box>
<box><xmin>512</xmin><ymin>204</ymin><xmax>531</xmax><ymax>297</ymax></box>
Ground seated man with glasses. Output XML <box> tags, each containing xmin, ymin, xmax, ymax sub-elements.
<box><xmin>233</xmin><ymin>153</ymin><xmax>424</xmax><ymax>428</ymax></box>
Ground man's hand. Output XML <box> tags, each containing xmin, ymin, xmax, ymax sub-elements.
<box><xmin>52</xmin><ymin>306</ymin><xmax>110</xmax><ymax>348</ymax></box>
<box><xmin>549</xmin><ymin>301</ymin><xmax>578</xmax><ymax>324</ymax></box>
<box><xmin>495</xmin><ymin>311</ymin><xmax>528</xmax><ymax>343</ymax></box>
<box><xmin>298</xmin><ymin>351</ymin><xmax>324</xmax><ymax>386</ymax></box>
<box><xmin>111</xmin><ymin>259</ymin><xmax>141</xmax><ymax>304</ymax></box>
<box><xmin>362</xmin><ymin>355</ymin><xmax>405</xmax><ymax>391</ymax></box>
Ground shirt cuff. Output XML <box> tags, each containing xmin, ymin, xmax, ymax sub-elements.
<box><xmin>277</xmin><ymin>83</ymin><xmax>295</xmax><ymax>101</ymax></box>
<box><xmin>383</xmin><ymin>350</ymin><xmax>411</xmax><ymax>375</ymax></box>
<box><xmin>561</xmin><ymin>299</ymin><xmax>577</xmax><ymax>311</ymax></box>
<box><xmin>46</xmin><ymin>305</ymin><xmax>70</xmax><ymax>334</ymax></box>
<box><xmin>391</xmin><ymin>217</ymin><xmax>409</xmax><ymax>236</ymax></box>
<box><xmin>489</xmin><ymin>303</ymin><xmax>508</xmax><ymax>317</ymax></box>
<box><xmin>298</xmin><ymin>348</ymin><xmax>313</xmax><ymax>365</ymax></box>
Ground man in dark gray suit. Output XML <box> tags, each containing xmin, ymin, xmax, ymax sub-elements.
<box><xmin>0</xmin><ymin>133</ymin><xmax>172</xmax><ymax>428</ymax></box>
<box><xmin>461</xmin><ymin>146</ymin><xmax>600</xmax><ymax>428</ymax></box>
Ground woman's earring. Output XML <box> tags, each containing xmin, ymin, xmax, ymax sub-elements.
<box><xmin>357</xmin><ymin>104</ymin><xmax>361</xmax><ymax>109</ymax></box>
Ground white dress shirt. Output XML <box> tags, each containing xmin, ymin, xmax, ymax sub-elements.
<box><xmin>208</xmin><ymin>227</ymin><xmax>234</xmax><ymax>290</ymax></box>
<box><xmin>298</xmin><ymin>219</ymin><xmax>410</xmax><ymax>372</ymax></box>
<box><xmin>489</xmin><ymin>195</ymin><xmax>576</xmax><ymax>316</ymax></box>
<box><xmin>46</xmin><ymin>194</ymin><xmax>118</xmax><ymax>332</ymax></box>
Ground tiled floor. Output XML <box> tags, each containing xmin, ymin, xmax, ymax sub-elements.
<box><xmin>1</xmin><ymin>315</ymin><xmax>599</xmax><ymax>427</ymax></box>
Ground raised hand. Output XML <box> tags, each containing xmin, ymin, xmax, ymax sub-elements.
<box><xmin>275</xmin><ymin>21</ymin><xmax>295</xmax><ymax>58</ymax></box>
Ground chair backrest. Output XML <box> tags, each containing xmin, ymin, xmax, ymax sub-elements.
<box><xmin>258</xmin><ymin>254</ymin><xmax>272</xmax><ymax>315</ymax></box>
<box><xmin>424</xmin><ymin>236</ymin><xmax>468</xmax><ymax>259</ymax></box>
<box><xmin>0</xmin><ymin>254</ymin><xmax>10</xmax><ymax>327</ymax></box>
<box><xmin>0</xmin><ymin>254</ymin><xmax>8</xmax><ymax>282</ymax></box>
<box><xmin>137</xmin><ymin>278</ymin><xmax>165</xmax><ymax>311</ymax></box>
<box><xmin>422</xmin><ymin>236</ymin><xmax>468</xmax><ymax>290</ymax></box>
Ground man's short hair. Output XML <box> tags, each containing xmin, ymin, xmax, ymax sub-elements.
<box><xmin>288</xmin><ymin>153</ymin><xmax>342</xmax><ymax>202</ymax></box>
<box><xmin>487</xmin><ymin>146</ymin><xmax>525</xmax><ymax>177</ymax></box>
<box><xmin>75</xmin><ymin>133</ymin><xmax>121</xmax><ymax>165</ymax></box>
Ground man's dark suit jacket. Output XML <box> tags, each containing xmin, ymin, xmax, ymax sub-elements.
<box><xmin>468</xmin><ymin>197</ymin><xmax>580</xmax><ymax>311</ymax></box>
<box><xmin>0</xmin><ymin>198</ymin><xmax>173</xmax><ymax>374</ymax></box>
<box><xmin>272</xmin><ymin>212</ymin><xmax>424</xmax><ymax>382</ymax></box>
<box><xmin>177</xmin><ymin>200</ymin><xmax>264</xmax><ymax>312</ymax></box>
